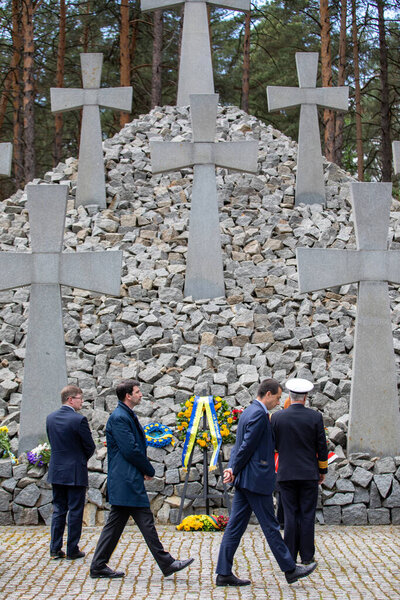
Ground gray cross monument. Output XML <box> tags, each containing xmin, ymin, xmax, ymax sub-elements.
<box><xmin>267</xmin><ymin>52</ymin><xmax>349</xmax><ymax>205</ymax></box>
<box><xmin>50</xmin><ymin>53</ymin><xmax>133</xmax><ymax>208</ymax></box>
<box><xmin>0</xmin><ymin>143</ymin><xmax>12</xmax><ymax>177</ymax></box>
<box><xmin>141</xmin><ymin>0</ymin><xmax>250</xmax><ymax>106</ymax></box>
<box><xmin>297</xmin><ymin>182</ymin><xmax>400</xmax><ymax>457</ymax></box>
<box><xmin>150</xmin><ymin>93</ymin><xmax>257</xmax><ymax>299</ymax></box>
<box><xmin>0</xmin><ymin>184</ymin><xmax>122</xmax><ymax>454</ymax></box>
<box><xmin>393</xmin><ymin>141</ymin><xmax>400</xmax><ymax>175</ymax></box>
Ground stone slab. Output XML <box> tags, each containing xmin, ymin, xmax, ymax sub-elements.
<box><xmin>0</xmin><ymin>142</ymin><xmax>12</xmax><ymax>177</ymax></box>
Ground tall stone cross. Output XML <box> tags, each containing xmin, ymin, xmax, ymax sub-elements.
<box><xmin>50</xmin><ymin>53</ymin><xmax>133</xmax><ymax>208</ymax></box>
<box><xmin>0</xmin><ymin>184</ymin><xmax>122</xmax><ymax>455</ymax></box>
<box><xmin>267</xmin><ymin>52</ymin><xmax>349</xmax><ymax>205</ymax></box>
<box><xmin>0</xmin><ymin>143</ymin><xmax>12</xmax><ymax>177</ymax></box>
<box><xmin>297</xmin><ymin>182</ymin><xmax>400</xmax><ymax>457</ymax></box>
<box><xmin>393</xmin><ymin>141</ymin><xmax>400</xmax><ymax>174</ymax></box>
<box><xmin>141</xmin><ymin>0</ymin><xmax>250</xmax><ymax>106</ymax></box>
<box><xmin>150</xmin><ymin>94</ymin><xmax>258</xmax><ymax>299</ymax></box>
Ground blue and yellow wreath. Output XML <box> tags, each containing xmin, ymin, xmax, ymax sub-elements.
<box><xmin>144</xmin><ymin>422</ymin><xmax>175</xmax><ymax>448</ymax></box>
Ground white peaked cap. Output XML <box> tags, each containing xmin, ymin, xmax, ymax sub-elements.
<box><xmin>286</xmin><ymin>378</ymin><xmax>314</xmax><ymax>393</ymax></box>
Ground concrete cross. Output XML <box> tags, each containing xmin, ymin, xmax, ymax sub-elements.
<box><xmin>296</xmin><ymin>182</ymin><xmax>400</xmax><ymax>457</ymax></box>
<box><xmin>150</xmin><ymin>93</ymin><xmax>258</xmax><ymax>299</ymax></box>
<box><xmin>50</xmin><ymin>53</ymin><xmax>133</xmax><ymax>208</ymax></box>
<box><xmin>0</xmin><ymin>184</ymin><xmax>123</xmax><ymax>455</ymax></box>
<box><xmin>267</xmin><ymin>52</ymin><xmax>349</xmax><ymax>205</ymax></box>
<box><xmin>141</xmin><ymin>0</ymin><xmax>250</xmax><ymax>106</ymax></box>
<box><xmin>0</xmin><ymin>143</ymin><xmax>12</xmax><ymax>177</ymax></box>
<box><xmin>393</xmin><ymin>141</ymin><xmax>400</xmax><ymax>175</ymax></box>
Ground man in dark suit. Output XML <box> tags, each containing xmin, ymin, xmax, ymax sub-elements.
<box><xmin>271</xmin><ymin>378</ymin><xmax>328</xmax><ymax>565</ymax></box>
<box><xmin>90</xmin><ymin>379</ymin><xmax>193</xmax><ymax>579</ymax></box>
<box><xmin>46</xmin><ymin>385</ymin><xmax>95</xmax><ymax>560</ymax></box>
<box><xmin>215</xmin><ymin>378</ymin><xmax>317</xmax><ymax>587</ymax></box>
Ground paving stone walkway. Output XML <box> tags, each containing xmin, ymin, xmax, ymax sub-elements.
<box><xmin>1</xmin><ymin>525</ymin><xmax>400</xmax><ymax>600</ymax></box>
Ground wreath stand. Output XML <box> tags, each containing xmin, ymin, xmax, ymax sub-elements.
<box><xmin>177</xmin><ymin>412</ymin><xmax>231</xmax><ymax>525</ymax></box>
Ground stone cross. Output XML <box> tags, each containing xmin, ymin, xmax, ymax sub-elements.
<box><xmin>393</xmin><ymin>141</ymin><xmax>400</xmax><ymax>175</ymax></box>
<box><xmin>141</xmin><ymin>0</ymin><xmax>250</xmax><ymax>106</ymax></box>
<box><xmin>50</xmin><ymin>53</ymin><xmax>133</xmax><ymax>208</ymax></box>
<box><xmin>0</xmin><ymin>143</ymin><xmax>12</xmax><ymax>177</ymax></box>
<box><xmin>267</xmin><ymin>52</ymin><xmax>349</xmax><ymax>205</ymax></box>
<box><xmin>0</xmin><ymin>184</ymin><xmax>123</xmax><ymax>454</ymax></box>
<box><xmin>296</xmin><ymin>182</ymin><xmax>400</xmax><ymax>457</ymax></box>
<box><xmin>150</xmin><ymin>93</ymin><xmax>257</xmax><ymax>299</ymax></box>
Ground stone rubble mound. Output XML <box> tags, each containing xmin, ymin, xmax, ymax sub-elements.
<box><xmin>1</xmin><ymin>104</ymin><xmax>400</xmax><ymax>526</ymax></box>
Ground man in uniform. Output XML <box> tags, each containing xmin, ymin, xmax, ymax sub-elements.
<box><xmin>271</xmin><ymin>378</ymin><xmax>328</xmax><ymax>565</ymax></box>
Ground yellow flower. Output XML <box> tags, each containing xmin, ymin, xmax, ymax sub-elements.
<box><xmin>178</xmin><ymin>412</ymin><xmax>184</xmax><ymax>418</ymax></box>
<box><xmin>197</xmin><ymin>439</ymin><xmax>207</xmax><ymax>447</ymax></box>
<box><xmin>177</xmin><ymin>425</ymin><xmax>183</xmax><ymax>431</ymax></box>
<box><xmin>202</xmin><ymin>432</ymin><xmax>209</xmax><ymax>439</ymax></box>
<box><xmin>223</xmin><ymin>411</ymin><xmax>230</xmax><ymax>417</ymax></box>
<box><xmin>185</xmin><ymin>400</ymin><xmax>192</xmax><ymax>408</ymax></box>
<box><xmin>0</xmin><ymin>426</ymin><xmax>8</xmax><ymax>433</ymax></box>
<box><xmin>182</xmin><ymin>422</ymin><xmax>188</xmax><ymax>428</ymax></box>
<box><xmin>227</xmin><ymin>417</ymin><xmax>233</xmax><ymax>424</ymax></box>
<box><xmin>215</xmin><ymin>396</ymin><xmax>222</xmax><ymax>403</ymax></box>
<box><xmin>215</xmin><ymin>403</ymin><xmax>221</xmax><ymax>410</ymax></box>
<box><xmin>184</xmin><ymin>409</ymin><xmax>191</xmax><ymax>418</ymax></box>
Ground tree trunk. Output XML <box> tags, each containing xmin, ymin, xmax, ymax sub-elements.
<box><xmin>82</xmin><ymin>1</ymin><xmax>91</xmax><ymax>53</ymax></box>
<box><xmin>53</xmin><ymin>0</ymin><xmax>66</xmax><ymax>167</ymax></box>
<box><xmin>351</xmin><ymin>0</ymin><xmax>364</xmax><ymax>181</ymax></box>
<box><xmin>241</xmin><ymin>11</ymin><xmax>250</xmax><ymax>114</ymax></box>
<box><xmin>130</xmin><ymin>1</ymin><xmax>140</xmax><ymax>68</ymax></box>
<box><xmin>22</xmin><ymin>0</ymin><xmax>36</xmax><ymax>183</ymax></box>
<box><xmin>12</xmin><ymin>0</ymin><xmax>23</xmax><ymax>188</ymax></box>
<box><xmin>0</xmin><ymin>71</ymin><xmax>12</xmax><ymax>133</ymax></box>
<box><xmin>319</xmin><ymin>0</ymin><xmax>335</xmax><ymax>162</ymax></box>
<box><xmin>120</xmin><ymin>0</ymin><xmax>130</xmax><ymax>127</ymax></box>
<box><xmin>376</xmin><ymin>0</ymin><xmax>392</xmax><ymax>181</ymax></box>
<box><xmin>334</xmin><ymin>0</ymin><xmax>347</xmax><ymax>166</ymax></box>
<box><xmin>151</xmin><ymin>10</ymin><xmax>163</xmax><ymax>109</ymax></box>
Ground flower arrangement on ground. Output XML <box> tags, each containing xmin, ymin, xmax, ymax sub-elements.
<box><xmin>176</xmin><ymin>514</ymin><xmax>229</xmax><ymax>531</ymax></box>
<box><xmin>27</xmin><ymin>442</ymin><xmax>51</xmax><ymax>468</ymax></box>
<box><xmin>176</xmin><ymin>396</ymin><xmax>243</xmax><ymax>448</ymax></box>
<box><xmin>0</xmin><ymin>425</ymin><xmax>18</xmax><ymax>464</ymax></box>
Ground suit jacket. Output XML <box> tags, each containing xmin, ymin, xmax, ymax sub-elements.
<box><xmin>271</xmin><ymin>403</ymin><xmax>328</xmax><ymax>482</ymax></box>
<box><xmin>229</xmin><ymin>399</ymin><xmax>276</xmax><ymax>495</ymax></box>
<box><xmin>106</xmin><ymin>401</ymin><xmax>155</xmax><ymax>507</ymax></box>
<box><xmin>46</xmin><ymin>405</ymin><xmax>95</xmax><ymax>486</ymax></box>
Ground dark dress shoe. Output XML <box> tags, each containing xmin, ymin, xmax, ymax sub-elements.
<box><xmin>67</xmin><ymin>550</ymin><xmax>85</xmax><ymax>560</ymax></box>
<box><xmin>216</xmin><ymin>574</ymin><xmax>251</xmax><ymax>587</ymax></box>
<box><xmin>285</xmin><ymin>561</ymin><xmax>317</xmax><ymax>584</ymax></box>
<box><xmin>163</xmin><ymin>558</ymin><xmax>194</xmax><ymax>577</ymax></box>
<box><xmin>90</xmin><ymin>565</ymin><xmax>125</xmax><ymax>579</ymax></box>
<box><xmin>50</xmin><ymin>550</ymin><xmax>66</xmax><ymax>560</ymax></box>
<box><xmin>302</xmin><ymin>559</ymin><xmax>317</xmax><ymax>566</ymax></box>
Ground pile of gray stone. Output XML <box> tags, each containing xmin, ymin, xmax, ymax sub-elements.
<box><xmin>1</xmin><ymin>104</ymin><xmax>400</xmax><ymax>525</ymax></box>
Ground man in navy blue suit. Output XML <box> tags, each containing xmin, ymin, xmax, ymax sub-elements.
<box><xmin>271</xmin><ymin>378</ymin><xmax>328</xmax><ymax>565</ymax></box>
<box><xmin>215</xmin><ymin>378</ymin><xmax>317</xmax><ymax>587</ymax></box>
<box><xmin>46</xmin><ymin>385</ymin><xmax>95</xmax><ymax>560</ymax></box>
<box><xmin>90</xmin><ymin>380</ymin><xmax>193</xmax><ymax>579</ymax></box>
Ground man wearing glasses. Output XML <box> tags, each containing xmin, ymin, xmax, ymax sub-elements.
<box><xmin>46</xmin><ymin>385</ymin><xmax>95</xmax><ymax>560</ymax></box>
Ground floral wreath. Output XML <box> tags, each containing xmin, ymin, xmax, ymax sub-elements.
<box><xmin>176</xmin><ymin>514</ymin><xmax>229</xmax><ymax>531</ymax></box>
<box><xmin>144</xmin><ymin>423</ymin><xmax>175</xmax><ymax>448</ymax></box>
<box><xmin>176</xmin><ymin>396</ymin><xmax>243</xmax><ymax>448</ymax></box>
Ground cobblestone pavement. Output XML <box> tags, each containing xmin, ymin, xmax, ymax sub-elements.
<box><xmin>1</xmin><ymin>525</ymin><xmax>400</xmax><ymax>600</ymax></box>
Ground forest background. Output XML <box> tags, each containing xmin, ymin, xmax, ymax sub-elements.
<box><xmin>0</xmin><ymin>0</ymin><xmax>399</xmax><ymax>201</ymax></box>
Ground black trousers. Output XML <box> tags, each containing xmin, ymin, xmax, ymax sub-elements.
<box><xmin>50</xmin><ymin>484</ymin><xmax>86</xmax><ymax>556</ymax></box>
<box><xmin>91</xmin><ymin>505</ymin><xmax>174</xmax><ymax>574</ymax></box>
<box><xmin>279</xmin><ymin>479</ymin><xmax>319</xmax><ymax>563</ymax></box>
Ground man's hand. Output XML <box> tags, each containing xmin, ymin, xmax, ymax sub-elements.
<box><xmin>144</xmin><ymin>475</ymin><xmax>154</xmax><ymax>481</ymax></box>
<box><xmin>223</xmin><ymin>468</ymin><xmax>234</xmax><ymax>484</ymax></box>
<box><xmin>319</xmin><ymin>474</ymin><xmax>325</xmax><ymax>485</ymax></box>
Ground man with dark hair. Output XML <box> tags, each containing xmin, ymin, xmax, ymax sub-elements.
<box><xmin>46</xmin><ymin>385</ymin><xmax>95</xmax><ymax>560</ymax></box>
<box><xmin>90</xmin><ymin>379</ymin><xmax>193</xmax><ymax>579</ymax></box>
<box><xmin>271</xmin><ymin>378</ymin><xmax>328</xmax><ymax>565</ymax></box>
<box><xmin>215</xmin><ymin>378</ymin><xmax>317</xmax><ymax>587</ymax></box>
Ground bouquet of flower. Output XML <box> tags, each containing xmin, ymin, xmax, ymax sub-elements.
<box><xmin>176</xmin><ymin>396</ymin><xmax>243</xmax><ymax>448</ymax></box>
<box><xmin>27</xmin><ymin>442</ymin><xmax>51</xmax><ymax>468</ymax></box>
<box><xmin>176</xmin><ymin>514</ymin><xmax>229</xmax><ymax>532</ymax></box>
<box><xmin>0</xmin><ymin>425</ymin><xmax>18</xmax><ymax>464</ymax></box>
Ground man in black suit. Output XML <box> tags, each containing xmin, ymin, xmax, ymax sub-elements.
<box><xmin>46</xmin><ymin>385</ymin><xmax>95</xmax><ymax>560</ymax></box>
<box><xmin>215</xmin><ymin>378</ymin><xmax>317</xmax><ymax>587</ymax></box>
<box><xmin>90</xmin><ymin>380</ymin><xmax>193</xmax><ymax>579</ymax></box>
<box><xmin>271</xmin><ymin>378</ymin><xmax>328</xmax><ymax>565</ymax></box>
